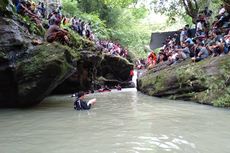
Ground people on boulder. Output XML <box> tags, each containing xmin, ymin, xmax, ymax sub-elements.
<box><xmin>14</xmin><ymin>0</ymin><xmax>130</xmax><ymax>59</ymax></box>
<box><xmin>16</xmin><ymin>0</ymin><xmax>40</xmax><ymax>22</ymax></box>
<box><xmin>37</xmin><ymin>2</ymin><xmax>46</xmax><ymax>18</ymax></box>
<box><xmin>143</xmin><ymin>3</ymin><xmax>229</xmax><ymax>69</ymax></box>
<box><xmin>147</xmin><ymin>51</ymin><xmax>157</xmax><ymax>69</ymax></box>
<box><xmin>16</xmin><ymin>0</ymin><xmax>45</xmax><ymax>32</ymax></box>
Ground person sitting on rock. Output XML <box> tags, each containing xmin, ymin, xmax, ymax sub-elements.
<box><xmin>16</xmin><ymin>0</ymin><xmax>44</xmax><ymax>30</ymax></box>
<box><xmin>147</xmin><ymin>51</ymin><xmax>157</xmax><ymax>69</ymax></box>
<box><xmin>191</xmin><ymin>42</ymin><xmax>209</xmax><ymax>62</ymax></box>
<box><xmin>175</xmin><ymin>42</ymin><xmax>191</xmax><ymax>60</ymax></box>
<box><xmin>16</xmin><ymin>1</ymin><xmax>39</xmax><ymax>21</ymax></box>
<box><xmin>74</xmin><ymin>91</ymin><xmax>96</xmax><ymax>110</ymax></box>
<box><xmin>45</xmin><ymin>20</ymin><xmax>69</xmax><ymax>44</ymax></box>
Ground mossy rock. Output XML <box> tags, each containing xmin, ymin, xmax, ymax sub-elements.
<box><xmin>0</xmin><ymin>43</ymin><xmax>79</xmax><ymax>107</ymax></box>
<box><xmin>100</xmin><ymin>54</ymin><xmax>134</xmax><ymax>81</ymax></box>
<box><xmin>0</xmin><ymin>0</ymin><xmax>15</xmax><ymax>17</ymax></box>
<box><xmin>53</xmin><ymin>52</ymin><xmax>134</xmax><ymax>94</ymax></box>
<box><xmin>137</xmin><ymin>55</ymin><xmax>230</xmax><ymax>107</ymax></box>
<box><xmin>67</xmin><ymin>29</ymin><xmax>95</xmax><ymax>52</ymax></box>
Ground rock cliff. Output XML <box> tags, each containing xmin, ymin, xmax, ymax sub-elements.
<box><xmin>0</xmin><ymin>11</ymin><xmax>133</xmax><ymax>107</ymax></box>
<box><xmin>137</xmin><ymin>56</ymin><xmax>230</xmax><ymax>107</ymax></box>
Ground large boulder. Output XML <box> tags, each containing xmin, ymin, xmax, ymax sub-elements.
<box><xmin>15</xmin><ymin>44</ymin><xmax>78</xmax><ymax>107</ymax></box>
<box><xmin>0</xmin><ymin>17</ymin><xmax>31</xmax><ymax>53</ymax></box>
<box><xmin>53</xmin><ymin>50</ymin><xmax>102</xmax><ymax>93</ymax></box>
<box><xmin>0</xmin><ymin>43</ymin><xmax>78</xmax><ymax>107</ymax></box>
<box><xmin>53</xmin><ymin>53</ymin><xmax>134</xmax><ymax>94</ymax></box>
<box><xmin>0</xmin><ymin>15</ymin><xmax>134</xmax><ymax>107</ymax></box>
<box><xmin>0</xmin><ymin>16</ymin><xmax>79</xmax><ymax>107</ymax></box>
<box><xmin>100</xmin><ymin>54</ymin><xmax>133</xmax><ymax>81</ymax></box>
<box><xmin>137</xmin><ymin>55</ymin><xmax>230</xmax><ymax>107</ymax></box>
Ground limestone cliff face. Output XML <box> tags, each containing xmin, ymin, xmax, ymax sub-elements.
<box><xmin>0</xmin><ymin>16</ymin><xmax>78</xmax><ymax>107</ymax></box>
<box><xmin>53</xmin><ymin>51</ymin><xmax>134</xmax><ymax>94</ymax></box>
<box><xmin>137</xmin><ymin>56</ymin><xmax>230</xmax><ymax>107</ymax></box>
<box><xmin>0</xmin><ymin>14</ymin><xmax>133</xmax><ymax>107</ymax></box>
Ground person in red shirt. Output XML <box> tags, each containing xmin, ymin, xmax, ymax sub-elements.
<box><xmin>128</xmin><ymin>66</ymin><xmax>134</xmax><ymax>81</ymax></box>
<box><xmin>147</xmin><ymin>51</ymin><xmax>157</xmax><ymax>69</ymax></box>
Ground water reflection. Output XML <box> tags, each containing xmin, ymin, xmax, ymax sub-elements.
<box><xmin>138</xmin><ymin>135</ymin><xmax>196</xmax><ymax>152</ymax></box>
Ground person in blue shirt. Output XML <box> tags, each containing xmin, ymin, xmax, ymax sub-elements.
<box><xmin>74</xmin><ymin>91</ymin><xmax>96</xmax><ymax>110</ymax></box>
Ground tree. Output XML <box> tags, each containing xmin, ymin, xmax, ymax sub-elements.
<box><xmin>152</xmin><ymin>0</ymin><xmax>210</xmax><ymax>23</ymax></box>
<box><xmin>76</xmin><ymin>0</ymin><xmax>137</xmax><ymax>27</ymax></box>
<box><xmin>182</xmin><ymin>0</ymin><xmax>199</xmax><ymax>23</ymax></box>
<box><xmin>62</xmin><ymin>0</ymin><xmax>79</xmax><ymax>16</ymax></box>
<box><xmin>223</xmin><ymin>0</ymin><xmax>230</xmax><ymax>12</ymax></box>
<box><xmin>76</xmin><ymin>0</ymin><xmax>137</xmax><ymax>9</ymax></box>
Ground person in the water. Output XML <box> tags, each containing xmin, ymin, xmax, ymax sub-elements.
<box><xmin>97</xmin><ymin>85</ymin><xmax>111</xmax><ymax>92</ymax></box>
<box><xmin>115</xmin><ymin>84</ymin><xmax>122</xmax><ymax>90</ymax></box>
<box><xmin>74</xmin><ymin>91</ymin><xmax>96</xmax><ymax>110</ymax></box>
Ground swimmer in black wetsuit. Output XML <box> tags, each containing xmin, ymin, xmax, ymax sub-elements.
<box><xmin>74</xmin><ymin>91</ymin><xmax>96</xmax><ymax>110</ymax></box>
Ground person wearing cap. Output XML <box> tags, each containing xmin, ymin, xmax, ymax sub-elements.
<box><xmin>73</xmin><ymin>91</ymin><xmax>96</xmax><ymax>110</ymax></box>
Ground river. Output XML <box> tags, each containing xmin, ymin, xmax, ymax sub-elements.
<box><xmin>0</xmin><ymin>89</ymin><xmax>230</xmax><ymax>153</ymax></box>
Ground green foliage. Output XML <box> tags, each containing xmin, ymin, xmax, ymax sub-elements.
<box><xmin>62</xmin><ymin>0</ymin><xmax>80</xmax><ymax>17</ymax></box>
<box><xmin>108</xmin><ymin>9</ymin><xmax>149</xmax><ymax>58</ymax></box>
<box><xmin>18</xmin><ymin>43</ymin><xmax>79</xmax><ymax>77</ymax></box>
<box><xmin>213</xmin><ymin>87</ymin><xmax>230</xmax><ymax>107</ymax></box>
<box><xmin>61</xmin><ymin>0</ymin><xmax>149</xmax><ymax>58</ymax></box>
<box><xmin>131</xmin><ymin>7</ymin><xmax>148</xmax><ymax>19</ymax></box>
<box><xmin>152</xmin><ymin>0</ymin><xmax>224</xmax><ymax>23</ymax></box>
<box><xmin>68</xmin><ymin>28</ymin><xmax>95</xmax><ymax>51</ymax></box>
<box><xmin>78</xmin><ymin>13</ymin><xmax>110</xmax><ymax>39</ymax></box>
<box><xmin>76</xmin><ymin>0</ymin><xmax>137</xmax><ymax>27</ymax></box>
<box><xmin>77</xmin><ymin>0</ymin><xmax>136</xmax><ymax>11</ymax></box>
<box><xmin>0</xmin><ymin>0</ymin><xmax>15</xmax><ymax>16</ymax></box>
<box><xmin>18</xmin><ymin>15</ymin><xmax>45</xmax><ymax>36</ymax></box>
<box><xmin>61</xmin><ymin>0</ymin><xmax>110</xmax><ymax>39</ymax></box>
<box><xmin>103</xmin><ymin>0</ymin><xmax>137</xmax><ymax>7</ymax></box>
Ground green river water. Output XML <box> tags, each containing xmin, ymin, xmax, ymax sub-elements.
<box><xmin>0</xmin><ymin>89</ymin><xmax>230</xmax><ymax>153</ymax></box>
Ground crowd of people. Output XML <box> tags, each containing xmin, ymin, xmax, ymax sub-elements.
<box><xmin>136</xmin><ymin>5</ymin><xmax>229</xmax><ymax>70</ymax></box>
<box><xmin>95</xmin><ymin>40</ymin><xmax>129</xmax><ymax>57</ymax></box>
<box><xmin>12</xmin><ymin>0</ymin><xmax>130</xmax><ymax>59</ymax></box>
